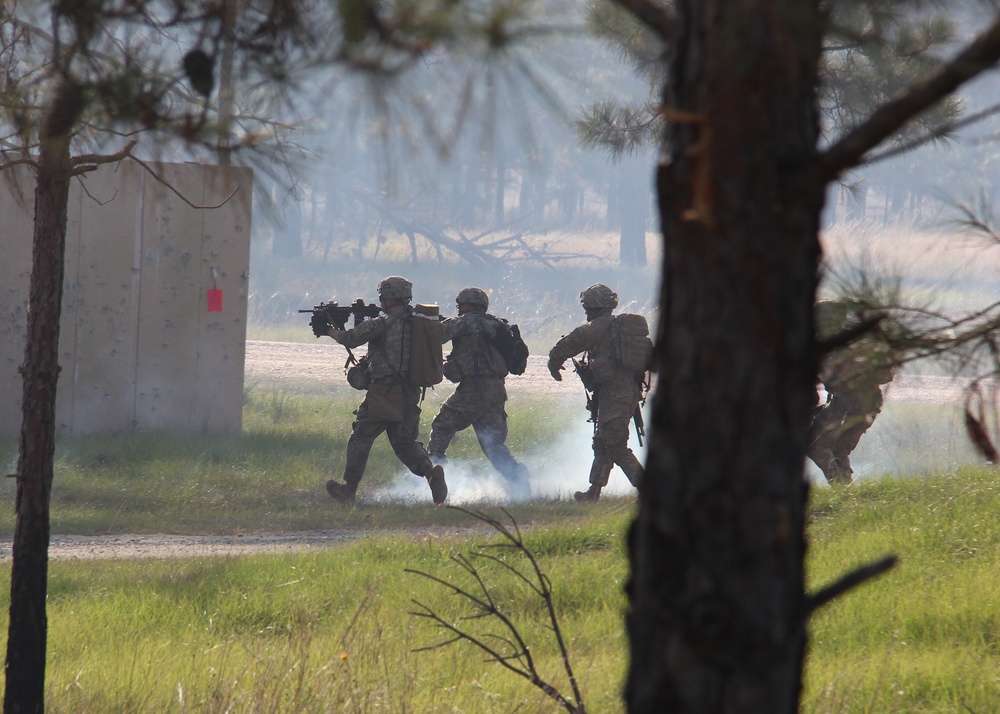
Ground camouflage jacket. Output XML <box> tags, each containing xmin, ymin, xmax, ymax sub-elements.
<box><xmin>336</xmin><ymin>307</ymin><xmax>412</xmax><ymax>383</ymax></box>
<box><xmin>442</xmin><ymin>312</ymin><xmax>508</xmax><ymax>380</ymax></box>
<box><xmin>549</xmin><ymin>314</ymin><xmax>636</xmax><ymax>389</ymax></box>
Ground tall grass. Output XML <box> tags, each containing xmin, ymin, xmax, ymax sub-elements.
<box><xmin>805</xmin><ymin>469</ymin><xmax>1000</xmax><ymax>712</ymax></box>
<box><xmin>1</xmin><ymin>353</ymin><xmax>998</xmax><ymax>711</ymax></box>
<box><xmin>0</xmin><ymin>471</ymin><xmax>998</xmax><ymax>711</ymax></box>
<box><xmin>1</xmin><ymin>509</ymin><xmax>634</xmax><ymax>713</ymax></box>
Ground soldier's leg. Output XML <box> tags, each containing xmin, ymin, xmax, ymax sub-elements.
<box><xmin>427</xmin><ymin>391</ymin><xmax>476</xmax><ymax>462</ymax></box>
<box><xmin>599</xmin><ymin>415</ymin><xmax>643</xmax><ymax>488</ymax></box>
<box><xmin>328</xmin><ymin>400</ymin><xmax>387</xmax><ymax>504</ymax></box>
<box><xmin>807</xmin><ymin>398</ymin><xmax>851</xmax><ymax>484</ymax></box>
<box><xmin>386</xmin><ymin>389</ymin><xmax>447</xmax><ymax>504</ymax></box>
<box><xmin>473</xmin><ymin>407</ymin><xmax>531</xmax><ymax>498</ymax></box>
<box><xmin>826</xmin><ymin>389</ymin><xmax>881</xmax><ymax>484</ymax></box>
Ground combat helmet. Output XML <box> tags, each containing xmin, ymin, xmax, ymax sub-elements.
<box><xmin>814</xmin><ymin>299</ymin><xmax>851</xmax><ymax>341</ymax></box>
<box><xmin>579</xmin><ymin>284</ymin><xmax>618</xmax><ymax>310</ymax></box>
<box><xmin>456</xmin><ymin>287</ymin><xmax>489</xmax><ymax>310</ymax></box>
<box><xmin>377</xmin><ymin>276</ymin><xmax>413</xmax><ymax>302</ymax></box>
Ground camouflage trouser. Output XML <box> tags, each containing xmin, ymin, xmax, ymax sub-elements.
<box><xmin>589</xmin><ymin>379</ymin><xmax>644</xmax><ymax>489</ymax></box>
<box><xmin>807</xmin><ymin>386</ymin><xmax>883</xmax><ymax>484</ymax></box>
<box><xmin>343</xmin><ymin>382</ymin><xmax>434</xmax><ymax>487</ymax></box>
<box><xmin>428</xmin><ymin>377</ymin><xmax>530</xmax><ymax>487</ymax></box>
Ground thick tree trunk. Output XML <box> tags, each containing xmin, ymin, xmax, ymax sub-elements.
<box><xmin>4</xmin><ymin>135</ymin><xmax>71</xmax><ymax>714</ymax></box>
<box><xmin>627</xmin><ymin>3</ymin><xmax>825</xmax><ymax>712</ymax></box>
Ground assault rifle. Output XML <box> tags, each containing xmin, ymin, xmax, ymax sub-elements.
<box><xmin>572</xmin><ymin>357</ymin><xmax>647</xmax><ymax>446</ymax></box>
<box><xmin>301</xmin><ymin>298</ymin><xmax>382</xmax><ymax>367</ymax></box>
<box><xmin>572</xmin><ymin>358</ymin><xmax>599</xmax><ymax>430</ymax></box>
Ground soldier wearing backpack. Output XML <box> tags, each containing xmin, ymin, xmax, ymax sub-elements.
<box><xmin>319</xmin><ymin>276</ymin><xmax>447</xmax><ymax>506</ymax></box>
<box><xmin>427</xmin><ymin>287</ymin><xmax>532</xmax><ymax>499</ymax></box>
<box><xmin>548</xmin><ymin>284</ymin><xmax>652</xmax><ymax>502</ymax></box>
<box><xmin>808</xmin><ymin>299</ymin><xmax>895</xmax><ymax>485</ymax></box>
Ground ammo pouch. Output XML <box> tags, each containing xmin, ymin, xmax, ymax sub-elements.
<box><xmin>588</xmin><ymin>354</ymin><xmax>616</xmax><ymax>385</ymax></box>
<box><xmin>365</xmin><ymin>383</ymin><xmax>404</xmax><ymax>422</ymax></box>
<box><xmin>346</xmin><ymin>355</ymin><xmax>371</xmax><ymax>390</ymax></box>
<box><xmin>443</xmin><ymin>355</ymin><xmax>462</xmax><ymax>384</ymax></box>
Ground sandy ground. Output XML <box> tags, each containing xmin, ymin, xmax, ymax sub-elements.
<box><xmin>8</xmin><ymin>341</ymin><xmax>973</xmax><ymax>561</ymax></box>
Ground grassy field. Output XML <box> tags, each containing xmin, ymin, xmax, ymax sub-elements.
<box><xmin>1</xmin><ymin>386</ymin><xmax>999</xmax><ymax>711</ymax></box>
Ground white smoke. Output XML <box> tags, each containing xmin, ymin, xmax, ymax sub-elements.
<box><xmin>371</xmin><ymin>407</ymin><xmax>648</xmax><ymax>504</ymax></box>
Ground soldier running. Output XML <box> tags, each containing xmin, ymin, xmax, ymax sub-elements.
<box><xmin>808</xmin><ymin>298</ymin><xmax>895</xmax><ymax>485</ymax></box>
<box><xmin>319</xmin><ymin>276</ymin><xmax>448</xmax><ymax>506</ymax></box>
<box><xmin>427</xmin><ymin>287</ymin><xmax>532</xmax><ymax>499</ymax></box>
<box><xmin>547</xmin><ymin>284</ymin><xmax>648</xmax><ymax>502</ymax></box>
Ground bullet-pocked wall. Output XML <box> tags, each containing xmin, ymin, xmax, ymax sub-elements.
<box><xmin>1</xmin><ymin>159</ymin><xmax>253</xmax><ymax>437</ymax></box>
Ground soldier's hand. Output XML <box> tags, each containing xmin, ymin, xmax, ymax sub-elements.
<box><xmin>548</xmin><ymin>360</ymin><xmax>564</xmax><ymax>381</ymax></box>
<box><xmin>310</xmin><ymin>314</ymin><xmax>331</xmax><ymax>338</ymax></box>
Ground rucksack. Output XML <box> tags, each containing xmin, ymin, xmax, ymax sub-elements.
<box><xmin>491</xmin><ymin>318</ymin><xmax>529</xmax><ymax>375</ymax></box>
<box><xmin>408</xmin><ymin>305</ymin><xmax>444</xmax><ymax>387</ymax></box>
<box><xmin>612</xmin><ymin>313</ymin><xmax>653</xmax><ymax>374</ymax></box>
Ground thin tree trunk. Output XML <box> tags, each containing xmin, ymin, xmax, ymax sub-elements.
<box><xmin>627</xmin><ymin>3</ymin><xmax>824</xmax><ymax>711</ymax></box>
<box><xmin>5</xmin><ymin>133</ymin><xmax>71</xmax><ymax>714</ymax></box>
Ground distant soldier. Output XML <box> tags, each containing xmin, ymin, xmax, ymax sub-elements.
<box><xmin>428</xmin><ymin>287</ymin><xmax>532</xmax><ymax>499</ymax></box>
<box><xmin>807</xmin><ymin>299</ymin><xmax>895</xmax><ymax>485</ymax></box>
<box><xmin>319</xmin><ymin>276</ymin><xmax>447</xmax><ymax>506</ymax></box>
<box><xmin>548</xmin><ymin>284</ymin><xmax>652</xmax><ymax>502</ymax></box>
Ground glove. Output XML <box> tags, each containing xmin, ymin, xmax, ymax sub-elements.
<box><xmin>310</xmin><ymin>313</ymin><xmax>331</xmax><ymax>338</ymax></box>
<box><xmin>548</xmin><ymin>359</ymin><xmax>563</xmax><ymax>381</ymax></box>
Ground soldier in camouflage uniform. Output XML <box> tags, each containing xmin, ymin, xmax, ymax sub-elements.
<box><xmin>548</xmin><ymin>284</ymin><xmax>646</xmax><ymax>502</ymax></box>
<box><xmin>320</xmin><ymin>276</ymin><xmax>447</xmax><ymax>506</ymax></box>
<box><xmin>807</xmin><ymin>299</ymin><xmax>894</xmax><ymax>485</ymax></box>
<box><xmin>427</xmin><ymin>287</ymin><xmax>532</xmax><ymax>499</ymax></box>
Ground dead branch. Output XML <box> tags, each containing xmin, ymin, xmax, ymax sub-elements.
<box><xmin>406</xmin><ymin>506</ymin><xmax>586</xmax><ymax>714</ymax></box>
<box><xmin>128</xmin><ymin>154</ymin><xmax>241</xmax><ymax>209</ymax></box>
<box><xmin>805</xmin><ymin>555</ymin><xmax>897</xmax><ymax>615</ymax></box>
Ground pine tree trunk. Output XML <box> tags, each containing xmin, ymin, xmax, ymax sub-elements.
<box><xmin>627</xmin><ymin>3</ymin><xmax>825</xmax><ymax>711</ymax></box>
<box><xmin>4</xmin><ymin>134</ymin><xmax>72</xmax><ymax>714</ymax></box>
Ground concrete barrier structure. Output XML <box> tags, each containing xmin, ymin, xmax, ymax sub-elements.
<box><xmin>1</xmin><ymin>159</ymin><xmax>253</xmax><ymax>437</ymax></box>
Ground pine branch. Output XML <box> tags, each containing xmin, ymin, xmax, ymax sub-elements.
<box><xmin>819</xmin><ymin>17</ymin><xmax>1000</xmax><ymax>180</ymax></box>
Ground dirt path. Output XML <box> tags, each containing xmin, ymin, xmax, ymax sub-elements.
<box><xmin>10</xmin><ymin>341</ymin><xmax>973</xmax><ymax>561</ymax></box>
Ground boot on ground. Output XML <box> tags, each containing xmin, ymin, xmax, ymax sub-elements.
<box><xmin>427</xmin><ymin>465</ymin><xmax>448</xmax><ymax>505</ymax></box>
<box><xmin>326</xmin><ymin>479</ymin><xmax>357</xmax><ymax>505</ymax></box>
<box><xmin>574</xmin><ymin>485</ymin><xmax>601</xmax><ymax>503</ymax></box>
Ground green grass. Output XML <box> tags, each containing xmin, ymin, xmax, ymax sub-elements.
<box><xmin>0</xmin><ymin>391</ymin><xmax>586</xmax><ymax>535</ymax></box>
<box><xmin>2</xmin><ymin>390</ymin><xmax>1000</xmax><ymax>711</ymax></box>
<box><xmin>805</xmin><ymin>469</ymin><xmax>1000</xmax><ymax>712</ymax></box>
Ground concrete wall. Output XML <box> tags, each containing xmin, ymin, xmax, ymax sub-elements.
<box><xmin>1</xmin><ymin>160</ymin><xmax>253</xmax><ymax>437</ymax></box>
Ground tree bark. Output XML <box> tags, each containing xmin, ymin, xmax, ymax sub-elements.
<box><xmin>4</xmin><ymin>133</ymin><xmax>71</xmax><ymax>713</ymax></box>
<box><xmin>627</xmin><ymin>3</ymin><xmax>824</xmax><ymax>711</ymax></box>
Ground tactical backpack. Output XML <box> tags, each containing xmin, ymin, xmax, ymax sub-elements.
<box><xmin>408</xmin><ymin>304</ymin><xmax>444</xmax><ymax>387</ymax></box>
<box><xmin>490</xmin><ymin>318</ymin><xmax>530</xmax><ymax>375</ymax></box>
<box><xmin>612</xmin><ymin>313</ymin><xmax>654</xmax><ymax>374</ymax></box>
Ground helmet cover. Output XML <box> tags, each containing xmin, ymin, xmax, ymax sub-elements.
<box><xmin>579</xmin><ymin>284</ymin><xmax>619</xmax><ymax>310</ymax></box>
<box><xmin>377</xmin><ymin>276</ymin><xmax>413</xmax><ymax>301</ymax></box>
<box><xmin>456</xmin><ymin>287</ymin><xmax>489</xmax><ymax>310</ymax></box>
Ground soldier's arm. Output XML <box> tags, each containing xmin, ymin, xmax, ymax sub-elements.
<box><xmin>333</xmin><ymin>316</ymin><xmax>386</xmax><ymax>349</ymax></box>
<box><xmin>441</xmin><ymin>315</ymin><xmax>466</xmax><ymax>344</ymax></box>
<box><xmin>548</xmin><ymin>324</ymin><xmax>593</xmax><ymax>380</ymax></box>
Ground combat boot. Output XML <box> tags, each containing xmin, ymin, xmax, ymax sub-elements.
<box><xmin>326</xmin><ymin>479</ymin><xmax>357</xmax><ymax>506</ymax></box>
<box><xmin>574</xmin><ymin>485</ymin><xmax>601</xmax><ymax>503</ymax></box>
<box><xmin>426</xmin><ymin>465</ymin><xmax>448</xmax><ymax>505</ymax></box>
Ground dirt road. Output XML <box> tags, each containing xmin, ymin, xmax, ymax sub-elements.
<box><xmin>244</xmin><ymin>340</ymin><xmax>970</xmax><ymax>404</ymax></box>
